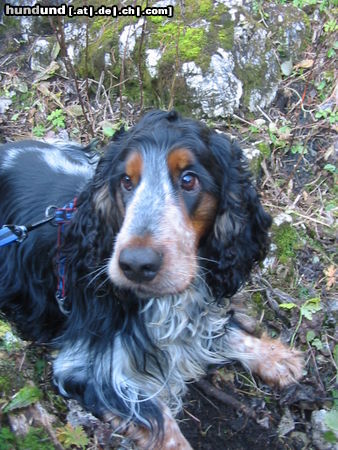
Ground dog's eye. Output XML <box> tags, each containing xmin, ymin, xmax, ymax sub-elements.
<box><xmin>121</xmin><ymin>175</ymin><xmax>133</xmax><ymax>192</ymax></box>
<box><xmin>180</xmin><ymin>172</ymin><xmax>199</xmax><ymax>192</ymax></box>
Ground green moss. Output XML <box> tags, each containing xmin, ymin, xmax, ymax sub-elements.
<box><xmin>257</xmin><ymin>142</ymin><xmax>271</xmax><ymax>158</ymax></box>
<box><xmin>252</xmin><ymin>292</ymin><xmax>263</xmax><ymax>309</ymax></box>
<box><xmin>0</xmin><ymin>355</ymin><xmax>24</xmax><ymax>393</ymax></box>
<box><xmin>273</xmin><ymin>224</ymin><xmax>299</xmax><ymax>264</ymax></box>
<box><xmin>218</xmin><ymin>28</ymin><xmax>235</xmax><ymax>50</ymax></box>
<box><xmin>0</xmin><ymin>427</ymin><xmax>16</xmax><ymax>450</ymax></box>
<box><xmin>268</xmin><ymin>4</ymin><xmax>311</xmax><ymax>59</ymax></box>
<box><xmin>183</xmin><ymin>0</ymin><xmax>213</xmax><ymax>19</ymax></box>
<box><xmin>151</xmin><ymin>23</ymin><xmax>207</xmax><ymax>63</ymax></box>
<box><xmin>179</xmin><ymin>28</ymin><xmax>207</xmax><ymax>60</ymax></box>
<box><xmin>235</xmin><ymin>62</ymin><xmax>269</xmax><ymax>108</ymax></box>
<box><xmin>248</xmin><ymin>142</ymin><xmax>271</xmax><ymax>177</ymax></box>
<box><xmin>77</xmin><ymin>24</ymin><xmax>119</xmax><ymax>80</ymax></box>
<box><xmin>0</xmin><ymin>376</ymin><xmax>11</xmax><ymax>394</ymax></box>
<box><xmin>17</xmin><ymin>428</ymin><xmax>54</xmax><ymax>450</ymax></box>
<box><xmin>0</xmin><ymin>17</ymin><xmax>21</xmax><ymax>39</ymax></box>
<box><xmin>198</xmin><ymin>0</ymin><xmax>213</xmax><ymax>15</ymax></box>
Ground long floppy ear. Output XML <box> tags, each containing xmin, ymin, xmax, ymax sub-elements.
<box><xmin>203</xmin><ymin>132</ymin><xmax>272</xmax><ymax>299</ymax></box>
<box><xmin>61</xmin><ymin>134</ymin><xmax>128</xmax><ymax>293</ymax></box>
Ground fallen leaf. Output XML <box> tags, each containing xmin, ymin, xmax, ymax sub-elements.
<box><xmin>4</xmin><ymin>385</ymin><xmax>41</xmax><ymax>412</ymax></box>
<box><xmin>294</xmin><ymin>59</ymin><xmax>314</xmax><ymax>69</ymax></box>
<box><xmin>324</xmin><ymin>265</ymin><xmax>336</xmax><ymax>289</ymax></box>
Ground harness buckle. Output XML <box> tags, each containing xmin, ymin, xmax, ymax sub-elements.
<box><xmin>55</xmin><ymin>292</ymin><xmax>71</xmax><ymax>316</ymax></box>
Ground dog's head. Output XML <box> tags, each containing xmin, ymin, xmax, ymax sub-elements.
<box><xmin>89</xmin><ymin>110</ymin><xmax>271</xmax><ymax>300</ymax></box>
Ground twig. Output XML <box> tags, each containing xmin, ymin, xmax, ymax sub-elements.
<box><xmin>252</xmin><ymin>275</ymin><xmax>290</xmax><ymax>320</ymax></box>
<box><xmin>232</xmin><ymin>114</ymin><xmax>256</xmax><ymax>127</ymax></box>
<box><xmin>307</xmin><ymin>342</ymin><xmax>325</xmax><ymax>391</ymax></box>
<box><xmin>84</xmin><ymin>1</ymin><xmax>89</xmax><ymax>96</ymax></box>
<box><xmin>324</xmin><ymin>334</ymin><xmax>338</xmax><ymax>373</ymax></box>
<box><xmin>195</xmin><ymin>379</ymin><xmax>257</xmax><ymax>421</ymax></box>
<box><xmin>49</xmin><ymin>17</ymin><xmax>94</xmax><ymax>136</ymax></box>
<box><xmin>263</xmin><ymin>203</ymin><xmax>332</xmax><ymax>227</ymax></box>
<box><xmin>284</xmin><ymin>86</ymin><xmax>314</xmax><ymax>114</ymax></box>
<box><xmin>168</xmin><ymin>23</ymin><xmax>181</xmax><ymax>110</ymax></box>
<box><xmin>137</xmin><ymin>12</ymin><xmax>147</xmax><ymax>110</ymax></box>
<box><xmin>257</xmin><ymin>106</ymin><xmax>273</xmax><ymax>123</ymax></box>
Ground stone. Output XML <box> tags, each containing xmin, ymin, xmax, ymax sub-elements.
<box><xmin>311</xmin><ymin>409</ymin><xmax>338</xmax><ymax>450</ymax></box>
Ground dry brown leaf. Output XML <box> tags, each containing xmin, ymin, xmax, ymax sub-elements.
<box><xmin>324</xmin><ymin>265</ymin><xmax>336</xmax><ymax>289</ymax></box>
<box><xmin>294</xmin><ymin>59</ymin><xmax>314</xmax><ymax>69</ymax></box>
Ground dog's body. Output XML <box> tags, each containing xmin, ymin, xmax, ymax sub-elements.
<box><xmin>0</xmin><ymin>111</ymin><xmax>302</xmax><ymax>449</ymax></box>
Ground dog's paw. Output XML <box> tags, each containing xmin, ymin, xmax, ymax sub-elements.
<box><xmin>252</xmin><ymin>334</ymin><xmax>304</xmax><ymax>388</ymax></box>
<box><xmin>104</xmin><ymin>407</ymin><xmax>193</xmax><ymax>450</ymax></box>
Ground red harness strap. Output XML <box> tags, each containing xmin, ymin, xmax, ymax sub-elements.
<box><xmin>55</xmin><ymin>198</ymin><xmax>78</xmax><ymax>315</ymax></box>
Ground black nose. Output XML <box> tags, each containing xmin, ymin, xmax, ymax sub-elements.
<box><xmin>119</xmin><ymin>247</ymin><xmax>163</xmax><ymax>283</ymax></box>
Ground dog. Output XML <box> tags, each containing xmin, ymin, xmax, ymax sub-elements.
<box><xmin>0</xmin><ymin>110</ymin><xmax>303</xmax><ymax>449</ymax></box>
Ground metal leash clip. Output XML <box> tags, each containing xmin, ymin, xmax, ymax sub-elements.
<box><xmin>0</xmin><ymin>205</ymin><xmax>58</xmax><ymax>247</ymax></box>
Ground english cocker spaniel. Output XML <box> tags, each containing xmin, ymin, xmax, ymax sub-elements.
<box><xmin>0</xmin><ymin>110</ymin><xmax>302</xmax><ymax>449</ymax></box>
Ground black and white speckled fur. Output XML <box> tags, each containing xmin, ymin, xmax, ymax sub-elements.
<box><xmin>54</xmin><ymin>281</ymin><xmax>233</xmax><ymax>423</ymax></box>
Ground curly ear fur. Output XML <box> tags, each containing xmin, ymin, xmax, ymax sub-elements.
<box><xmin>59</xmin><ymin>136</ymin><xmax>128</xmax><ymax>327</ymax></box>
<box><xmin>203</xmin><ymin>132</ymin><xmax>272</xmax><ymax>299</ymax></box>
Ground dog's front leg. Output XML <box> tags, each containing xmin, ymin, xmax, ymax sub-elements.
<box><xmin>220</xmin><ymin>323</ymin><xmax>304</xmax><ymax>387</ymax></box>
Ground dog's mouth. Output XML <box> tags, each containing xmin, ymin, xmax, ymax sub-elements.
<box><xmin>126</xmin><ymin>281</ymin><xmax>189</xmax><ymax>299</ymax></box>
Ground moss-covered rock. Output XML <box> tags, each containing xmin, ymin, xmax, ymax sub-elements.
<box><xmin>136</xmin><ymin>1</ymin><xmax>309</xmax><ymax>117</ymax></box>
<box><xmin>273</xmin><ymin>223</ymin><xmax>299</xmax><ymax>264</ymax></box>
<box><xmin>2</xmin><ymin>1</ymin><xmax>309</xmax><ymax>117</ymax></box>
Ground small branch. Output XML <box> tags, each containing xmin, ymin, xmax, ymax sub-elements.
<box><xmin>263</xmin><ymin>203</ymin><xmax>332</xmax><ymax>228</ymax></box>
<box><xmin>168</xmin><ymin>24</ymin><xmax>181</xmax><ymax>110</ymax></box>
<box><xmin>137</xmin><ymin>10</ymin><xmax>147</xmax><ymax>110</ymax></box>
<box><xmin>196</xmin><ymin>379</ymin><xmax>257</xmax><ymax>421</ymax></box>
<box><xmin>49</xmin><ymin>17</ymin><xmax>94</xmax><ymax>136</ymax></box>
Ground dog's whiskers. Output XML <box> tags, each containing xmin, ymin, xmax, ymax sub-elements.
<box><xmin>86</xmin><ymin>264</ymin><xmax>109</xmax><ymax>288</ymax></box>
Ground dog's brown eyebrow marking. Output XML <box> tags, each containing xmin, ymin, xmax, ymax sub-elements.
<box><xmin>125</xmin><ymin>151</ymin><xmax>143</xmax><ymax>185</ymax></box>
<box><xmin>167</xmin><ymin>148</ymin><xmax>195</xmax><ymax>179</ymax></box>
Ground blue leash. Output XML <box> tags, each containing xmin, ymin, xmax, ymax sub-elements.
<box><xmin>0</xmin><ymin>212</ymin><xmax>57</xmax><ymax>247</ymax></box>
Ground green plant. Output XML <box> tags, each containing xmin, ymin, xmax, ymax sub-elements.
<box><xmin>290</xmin><ymin>0</ymin><xmax>337</xmax><ymax>10</ymax></box>
<box><xmin>324</xmin><ymin>163</ymin><xmax>336</xmax><ymax>173</ymax></box>
<box><xmin>291</xmin><ymin>143</ymin><xmax>307</xmax><ymax>155</ymax></box>
<box><xmin>56</xmin><ymin>424</ymin><xmax>89</xmax><ymax>449</ymax></box>
<box><xmin>32</xmin><ymin>124</ymin><xmax>46</xmax><ymax>137</ymax></box>
<box><xmin>306</xmin><ymin>330</ymin><xmax>323</xmax><ymax>350</ymax></box>
<box><xmin>101</xmin><ymin>120</ymin><xmax>127</xmax><ymax>138</ymax></box>
<box><xmin>324</xmin><ymin>19</ymin><xmax>338</xmax><ymax>34</ymax></box>
<box><xmin>0</xmin><ymin>427</ymin><xmax>16</xmax><ymax>450</ymax></box>
<box><xmin>249</xmin><ymin>125</ymin><xmax>260</xmax><ymax>133</ymax></box>
<box><xmin>11</xmin><ymin>112</ymin><xmax>20</xmax><ymax>121</ymax></box>
<box><xmin>47</xmin><ymin>109</ymin><xmax>66</xmax><ymax>129</ymax></box>
<box><xmin>34</xmin><ymin>358</ymin><xmax>47</xmax><ymax>380</ymax></box>
<box><xmin>292</xmin><ymin>0</ymin><xmax>317</xmax><ymax>8</ymax></box>
<box><xmin>315</xmin><ymin>108</ymin><xmax>338</xmax><ymax>124</ymax></box>
<box><xmin>280</xmin><ymin>297</ymin><xmax>322</xmax><ymax>345</ymax></box>
<box><xmin>328</xmin><ymin>41</ymin><xmax>338</xmax><ymax>58</ymax></box>
<box><xmin>267</xmin><ymin>123</ymin><xmax>293</xmax><ymax>151</ymax></box>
